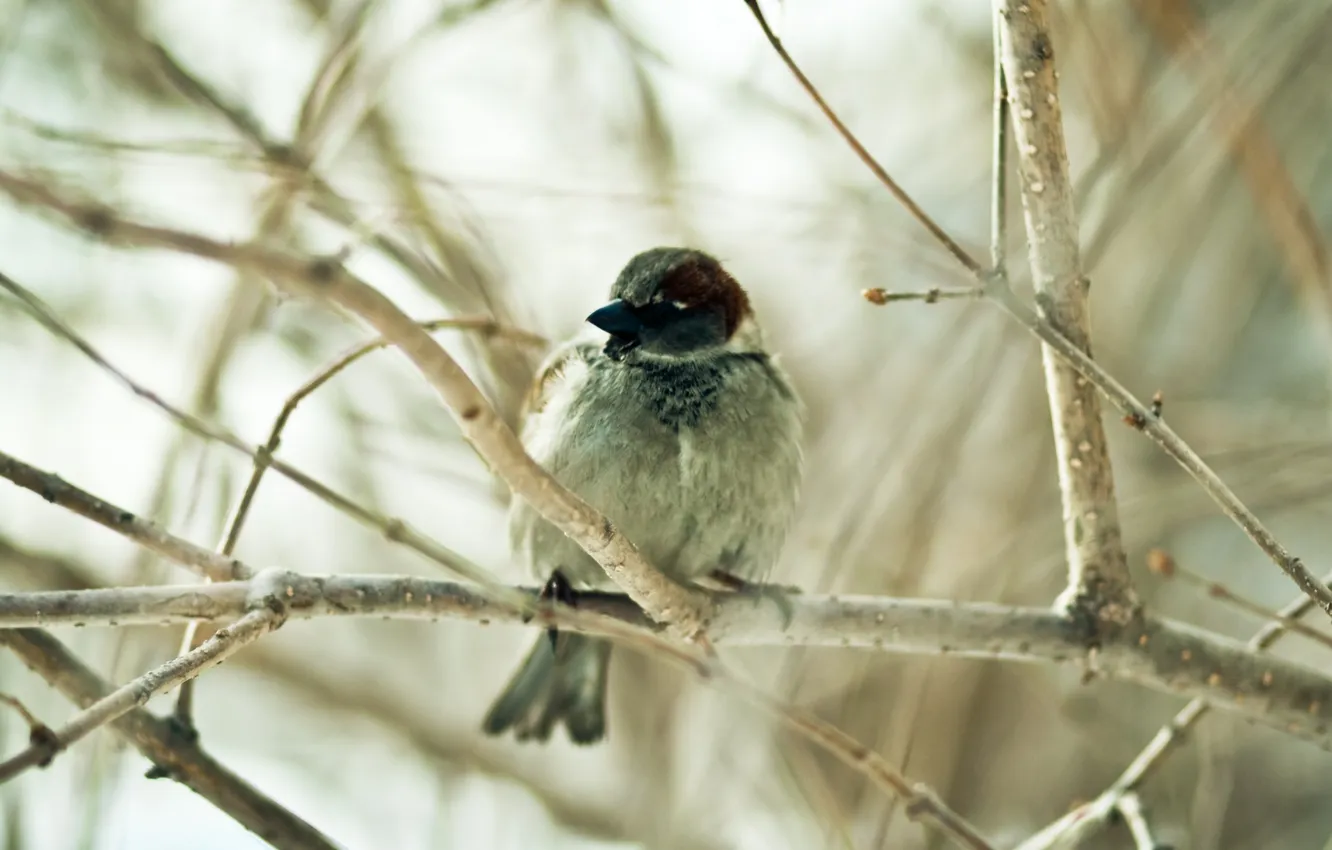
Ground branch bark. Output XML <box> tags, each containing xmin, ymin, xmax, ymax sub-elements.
<box><xmin>0</xmin><ymin>628</ymin><xmax>336</xmax><ymax>850</ymax></box>
<box><xmin>0</xmin><ymin>449</ymin><xmax>248</xmax><ymax>582</ymax></box>
<box><xmin>3</xmin><ymin>573</ymin><xmax>1332</xmax><ymax>747</ymax></box>
<box><xmin>995</xmin><ymin>0</ymin><xmax>1137</xmax><ymax>626</ymax></box>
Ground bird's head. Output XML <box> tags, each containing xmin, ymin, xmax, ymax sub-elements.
<box><xmin>586</xmin><ymin>247</ymin><xmax>763</xmax><ymax>363</ymax></box>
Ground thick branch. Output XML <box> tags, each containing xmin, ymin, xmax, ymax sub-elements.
<box><xmin>995</xmin><ymin>0</ymin><xmax>1136</xmax><ymax>624</ymax></box>
<box><xmin>4</xmin><ymin>574</ymin><xmax>1332</xmax><ymax>747</ymax></box>
<box><xmin>0</xmin><ymin>628</ymin><xmax>336</xmax><ymax>850</ymax></box>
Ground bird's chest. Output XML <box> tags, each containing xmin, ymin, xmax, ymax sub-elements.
<box><xmin>548</xmin><ymin>360</ymin><xmax>762</xmax><ymax>543</ymax></box>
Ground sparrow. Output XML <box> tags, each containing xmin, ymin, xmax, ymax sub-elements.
<box><xmin>482</xmin><ymin>247</ymin><xmax>804</xmax><ymax>745</ymax></box>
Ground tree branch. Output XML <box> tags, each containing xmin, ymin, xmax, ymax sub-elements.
<box><xmin>0</xmin><ymin>448</ymin><xmax>248</xmax><ymax>582</ymax></box>
<box><xmin>0</xmin><ymin>169</ymin><xmax>712</xmax><ymax>638</ymax></box>
<box><xmin>735</xmin><ymin>2</ymin><xmax>1332</xmax><ymax>621</ymax></box>
<box><xmin>3</xmin><ymin>573</ymin><xmax>1332</xmax><ymax>748</ymax></box>
<box><xmin>1016</xmin><ymin>565</ymin><xmax>1332</xmax><ymax>848</ymax></box>
<box><xmin>0</xmin><ymin>628</ymin><xmax>337</xmax><ymax>850</ymax></box>
<box><xmin>995</xmin><ymin>0</ymin><xmax>1136</xmax><ymax>625</ymax></box>
<box><xmin>0</xmin><ymin>603</ymin><xmax>284</xmax><ymax>784</ymax></box>
<box><xmin>0</xmin><ymin>268</ymin><xmax>490</xmax><ymax>591</ymax></box>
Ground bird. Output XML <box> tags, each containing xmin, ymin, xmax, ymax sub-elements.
<box><xmin>481</xmin><ymin>246</ymin><xmax>804</xmax><ymax>745</ymax></box>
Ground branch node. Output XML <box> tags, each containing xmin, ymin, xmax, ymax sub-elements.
<box><xmin>27</xmin><ymin>723</ymin><xmax>59</xmax><ymax>768</ymax></box>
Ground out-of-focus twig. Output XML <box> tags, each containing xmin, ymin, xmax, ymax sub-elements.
<box><xmin>1134</xmin><ymin>0</ymin><xmax>1332</xmax><ymax>338</ymax></box>
<box><xmin>0</xmin><ymin>628</ymin><xmax>337</xmax><ymax>850</ymax></box>
<box><xmin>0</xmin><ymin>265</ymin><xmax>491</xmax><ymax>589</ymax></box>
<box><xmin>995</xmin><ymin>0</ymin><xmax>1136</xmax><ymax>625</ymax></box>
<box><xmin>0</xmin><ymin>604</ymin><xmax>283</xmax><ymax>784</ymax></box>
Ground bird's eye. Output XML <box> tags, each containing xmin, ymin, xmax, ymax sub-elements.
<box><xmin>637</xmin><ymin>299</ymin><xmax>691</xmax><ymax>326</ymax></box>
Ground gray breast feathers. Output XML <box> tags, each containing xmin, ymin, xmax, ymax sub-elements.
<box><xmin>510</xmin><ymin>345</ymin><xmax>803</xmax><ymax>588</ymax></box>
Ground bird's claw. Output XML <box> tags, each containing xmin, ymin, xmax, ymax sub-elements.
<box><xmin>537</xmin><ymin>570</ymin><xmax>577</xmax><ymax>654</ymax></box>
<box><xmin>707</xmin><ymin>569</ymin><xmax>800</xmax><ymax>629</ymax></box>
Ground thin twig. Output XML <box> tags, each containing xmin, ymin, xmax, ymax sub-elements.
<box><xmin>1016</xmin><ymin>567</ymin><xmax>1332</xmax><ymax>849</ymax></box>
<box><xmin>991</xmin><ymin>11</ymin><xmax>1010</xmax><ymax>275</ymax></box>
<box><xmin>0</xmin><ymin>628</ymin><xmax>337</xmax><ymax>849</ymax></box>
<box><xmin>219</xmin><ymin>316</ymin><xmax>544</xmax><ymax>561</ymax></box>
<box><xmin>0</xmin><ymin>698</ymin><xmax>47</xmax><ymax>735</ymax></box>
<box><xmin>1147</xmin><ymin>548</ymin><xmax>1332</xmax><ymax>652</ymax></box>
<box><xmin>739</xmin><ymin>0</ymin><xmax>982</xmax><ymax>274</ymax></box>
<box><xmin>1115</xmin><ymin>793</ymin><xmax>1164</xmax><ymax>850</ymax></box>
<box><xmin>861</xmin><ymin>287</ymin><xmax>982</xmax><ymax>305</ymax></box>
<box><xmin>171</xmin><ymin>315</ymin><xmax>546</xmax><ymax>723</ymax></box>
<box><xmin>987</xmin><ymin>281</ymin><xmax>1332</xmax><ymax>616</ymax></box>
<box><xmin>0</xmin><ymin>605</ymin><xmax>283</xmax><ymax>784</ymax></box>
<box><xmin>0</xmin><ymin>267</ymin><xmax>498</xmax><ymax>592</ymax></box>
<box><xmin>995</xmin><ymin>0</ymin><xmax>1136</xmax><ymax>624</ymax></box>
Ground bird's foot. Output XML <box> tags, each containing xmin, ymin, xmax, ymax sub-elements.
<box><xmin>538</xmin><ymin>569</ymin><xmax>577</xmax><ymax>654</ymax></box>
<box><xmin>706</xmin><ymin>569</ymin><xmax>801</xmax><ymax>628</ymax></box>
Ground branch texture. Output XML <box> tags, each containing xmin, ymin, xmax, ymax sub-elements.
<box><xmin>995</xmin><ymin>0</ymin><xmax>1136</xmax><ymax>624</ymax></box>
<box><xmin>3</xmin><ymin>574</ymin><xmax>1331</xmax><ymax>747</ymax></box>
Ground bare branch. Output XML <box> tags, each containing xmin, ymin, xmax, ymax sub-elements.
<box><xmin>739</xmin><ymin>0</ymin><xmax>983</xmax><ymax>274</ymax></box>
<box><xmin>0</xmin><ymin>267</ymin><xmax>496</xmax><ymax>591</ymax></box>
<box><xmin>0</xmin><ymin>448</ymin><xmax>247</xmax><ymax>582</ymax></box>
<box><xmin>0</xmin><ymin>169</ymin><xmax>712</xmax><ymax>637</ymax></box>
<box><xmin>741</xmin><ymin>0</ymin><xmax>1332</xmax><ymax>621</ymax></box>
<box><xmin>0</xmin><ymin>629</ymin><xmax>337</xmax><ymax>850</ymax></box>
<box><xmin>861</xmin><ymin>287</ymin><xmax>982</xmax><ymax>305</ymax></box>
<box><xmin>4</xmin><ymin>574</ymin><xmax>1332</xmax><ymax>747</ymax></box>
<box><xmin>995</xmin><ymin>0</ymin><xmax>1136</xmax><ymax>624</ymax></box>
<box><xmin>1116</xmin><ymin>793</ymin><xmax>1165</xmax><ymax>850</ymax></box>
<box><xmin>986</xmin><ymin>281</ymin><xmax>1332</xmax><ymax>617</ymax></box>
<box><xmin>991</xmin><ymin>9</ymin><xmax>1010</xmax><ymax>275</ymax></box>
<box><xmin>0</xmin><ymin>604</ymin><xmax>282</xmax><ymax>784</ymax></box>
<box><xmin>1017</xmin><ymin>566</ymin><xmax>1332</xmax><ymax>848</ymax></box>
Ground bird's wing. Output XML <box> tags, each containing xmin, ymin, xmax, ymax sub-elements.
<box><xmin>517</xmin><ymin>334</ymin><xmax>599</xmax><ymax>440</ymax></box>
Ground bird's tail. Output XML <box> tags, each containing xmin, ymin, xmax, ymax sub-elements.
<box><xmin>481</xmin><ymin>632</ymin><xmax>612</xmax><ymax>745</ymax></box>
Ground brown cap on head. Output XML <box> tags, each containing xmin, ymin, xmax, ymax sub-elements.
<box><xmin>611</xmin><ymin>247</ymin><xmax>751</xmax><ymax>340</ymax></box>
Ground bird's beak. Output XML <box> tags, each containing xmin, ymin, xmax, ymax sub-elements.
<box><xmin>586</xmin><ymin>299</ymin><xmax>642</xmax><ymax>337</ymax></box>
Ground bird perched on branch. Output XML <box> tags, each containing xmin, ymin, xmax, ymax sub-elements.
<box><xmin>482</xmin><ymin>247</ymin><xmax>804</xmax><ymax>745</ymax></box>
